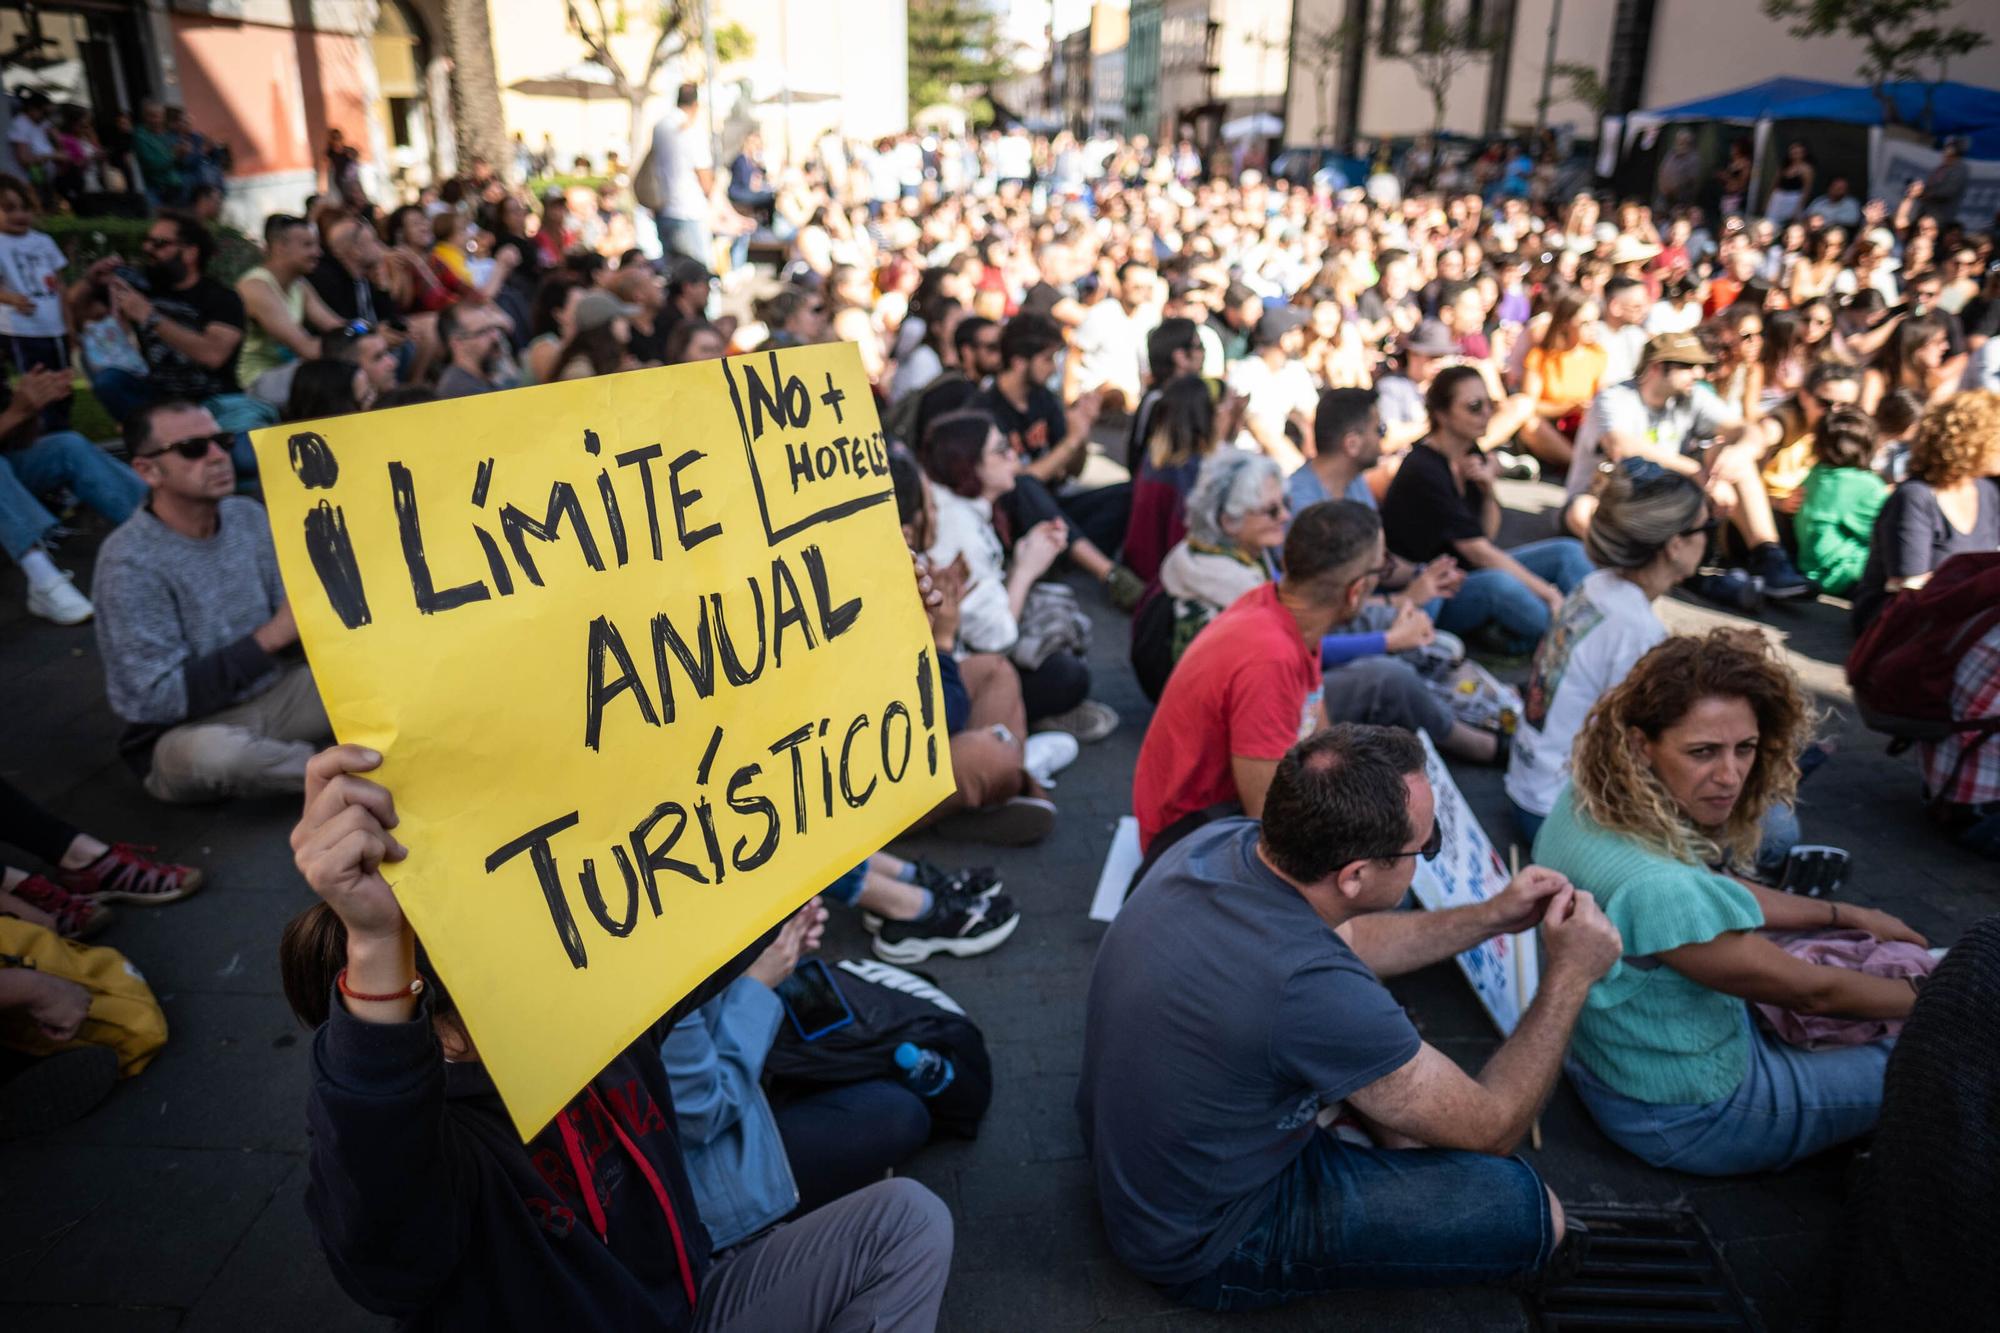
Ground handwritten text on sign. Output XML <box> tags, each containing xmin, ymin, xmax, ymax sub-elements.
<box><xmin>1408</xmin><ymin>731</ymin><xmax>1539</xmax><ymax>1035</ymax></box>
<box><xmin>255</xmin><ymin>343</ymin><xmax>952</xmax><ymax>1137</ymax></box>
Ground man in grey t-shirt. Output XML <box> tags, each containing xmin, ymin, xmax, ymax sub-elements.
<box><xmin>93</xmin><ymin>400</ymin><xmax>329</xmax><ymax>802</ymax></box>
<box><xmin>1078</xmin><ymin>724</ymin><xmax>1621</xmax><ymax>1311</ymax></box>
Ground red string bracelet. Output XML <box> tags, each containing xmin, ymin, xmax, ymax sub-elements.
<box><xmin>336</xmin><ymin>968</ymin><xmax>425</xmax><ymax>1003</ymax></box>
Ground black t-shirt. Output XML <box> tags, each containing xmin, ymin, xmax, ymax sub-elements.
<box><xmin>1018</xmin><ymin>280</ymin><xmax>1075</xmax><ymax>322</ymax></box>
<box><xmin>307</xmin><ymin>256</ymin><xmax>403</xmax><ymax>326</ymax></box>
<box><xmin>1379</xmin><ymin>441</ymin><xmax>1486</xmax><ymax>564</ymax></box>
<box><xmin>976</xmin><ymin>382</ymin><xmax>1066</xmax><ymax>459</ymax></box>
<box><xmin>1850</xmin><ymin>478</ymin><xmax>2000</xmax><ymax>633</ymax></box>
<box><xmin>137</xmin><ymin>276</ymin><xmax>246</xmax><ymax>398</ymax></box>
<box><xmin>1960</xmin><ymin>296</ymin><xmax>2000</xmax><ymax>343</ymax></box>
<box><xmin>628</xmin><ymin>319</ymin><xmax>669</xmax><ymax>367</ymax></box>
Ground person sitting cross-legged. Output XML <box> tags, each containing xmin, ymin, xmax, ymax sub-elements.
<box><xmin>1</xmin><ymin>365</ymin><xmax>147</xmax><ymax>624</ymax></box>
<box><xmin>1080</xmin><ymin>724</ymin><xmax>1623</xmax><ymax>1312</ymax></box>
<box><xmin>1535</xmin><ymin>630</ymin><xmax>1929</xmax><ymax>1175</ymax></box>
<box><xmin>1379</xmin><ymin>366</ymin><xmax>1594</xmax><ymax>654</ymax></box>
<box><xmin>92</xmin><ymin>400</ymin><xmax>330</xmax><ymax>803</ymax></box>
<box><xmin>1131</xmin><ymin>499</ymin><xmax>1501</xmax><ymax>863</ymax></box>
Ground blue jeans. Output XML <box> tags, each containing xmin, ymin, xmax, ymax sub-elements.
<box><xmin>1437</xmin><ymin>538</ymin><xmax>1594</xmax><ymax>653</ymax></box>
<box><xmin>1568</xmin><ymin>1010</ymin><xmax>1890</xmax><ymax>1176</ymax></box>
<box><xmin>0</xmin><ymin>432</ymin><xmax>148</xmax><ymax>560</ymax></box>
<box><xmin>1163</xmin><ymin>1130</ymin><xmax>1555</xmax><ymax>1311</ymax></box>
<box><xmin>88</xmin><ymin>369</ymin><xmax>275</xmax><ymax>480</ymax></box>
<box><xmin>658</xmin><ymin>213</ymin><xmax>712</xmax><ymax>266</ymax></box>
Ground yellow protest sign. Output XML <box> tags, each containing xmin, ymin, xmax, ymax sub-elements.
<box><xmin>253</xmin><ymin>342</ymin><xmax>953</xmax><ymax>1138</ymax></box>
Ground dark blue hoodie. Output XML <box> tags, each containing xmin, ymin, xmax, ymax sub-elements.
<box><xmin>305</xmin><ymin>937</ymin><xmax>769</xmax><ymax>1331</ymax></box>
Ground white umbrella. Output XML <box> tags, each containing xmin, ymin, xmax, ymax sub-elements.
<box><xmin>507</xmin><ymin>62</ymin><xmax>617</xmax><ymax>100</ymax></box>
<box><xmin>1220</xmin><ymin>113</ymin><xmax>1283</xmax><ymax>142</ymax></box>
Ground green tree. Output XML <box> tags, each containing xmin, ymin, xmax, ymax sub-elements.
<box><xmin>1294</xmin><ymin>21</ymin><xmax>1358</xmax><ymax>146</ymax></box>
<box><xmin>565</xmin><ymin>1</ymin><xmax>743</xmax><ymax>167</ymax></box>
<box><xmin>1761</xmin><ymin>0</ymin><xmax>1989</xmax><ymax>126</ymax></box>
<box><xmin>1382</xmin><ymin>7</ymin><xmax>1500</xmax><ymax>147</ymax></box>
<box><xmin>907</xmin><ymin>0</ymin><xmax>1013</xmax><ymax>118</ymax></box>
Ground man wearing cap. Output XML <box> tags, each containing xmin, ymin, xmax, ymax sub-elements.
<box><xmin>1227</xmin><ymin>306</ymin><xmax>1318</xmax><ymax>472</ymax></box>
<box><xmin>1567</xmin><ymin>331</ymin><xmax>1813</xmax><ymax>598</ymax></box>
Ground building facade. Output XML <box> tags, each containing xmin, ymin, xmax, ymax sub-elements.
<box><xmin>1286</xmin><ymin>0</ymin><xmax>2000</xmax><ymax>147</ymax></box>
<box><xmin>0</xmin><ymin>0</ymin><xmax>455</xmax><ymax>226</ymax></box>
<box><xmin>1124</xmin><ymin>0</ymin><xmax>1161</xmax><ymax>142</ymax></box>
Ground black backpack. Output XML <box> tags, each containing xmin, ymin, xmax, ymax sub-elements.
<box><xmin>764</xmin><ymin>959</ymin><xmax>993</xmax><ymax>1138</ymax></box>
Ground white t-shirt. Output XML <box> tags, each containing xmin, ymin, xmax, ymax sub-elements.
<box><xmin>1227</xmin><ymin>355</ymin><xmax>1319</xmax><ymax>452</ymax></box>
<box><xmin>0</xmin><ymin>228</ymin><xmax>67</xmax><ymax>337</ymax></box>
<box><xmin>1071</xmin><ymin>301</ymin><xmax>1144</xmax><ymax>403</ymax></box>
<box><xmin>650</xmin><ymin>115</ymin><xmax>711</xmax><ymax>221</ymax></box>
<box><xmin>1598</xmin><ymin>323</ymin><xmax>1651</xmax><ymax>387</ymax></box>
<box><xmin>1504</xmin><ymin>570</ymin><xmax>1668</xmax><ymax>817</ymax></box>
<box><xmin>1567</xmin><ymin>381</ymin><xmax>1739</xmax><ymax>495</ymax></box>
<box><xmin>8</xmin><ymin>115</ymin><xmax>53</xmax><ymax>164</ymax></box>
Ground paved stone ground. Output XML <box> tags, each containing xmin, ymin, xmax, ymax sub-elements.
<box><xmin>1</xmin><ymin>477</ymin><xmax>1990</xmax><ymax>1332</ymax></box>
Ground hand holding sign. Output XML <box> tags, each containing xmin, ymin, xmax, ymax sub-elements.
<box><xmin>254</xmin><ymin>343</ymin><xmax>951</xmax><ymax>1136</ymax></box>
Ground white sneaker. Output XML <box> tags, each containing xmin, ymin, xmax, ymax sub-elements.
<box><xmin>1023</xmin><ymin>731</ymin><xmax>1080</xmax><ymax>788</ymax></box>
<box><xmin>26</xmin><ymin>572</ymin><xmax>93</xmax><ymax>625</ymax></box>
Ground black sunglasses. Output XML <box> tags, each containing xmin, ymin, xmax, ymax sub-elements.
<box><xmin>138</xmin><ymin>431</ymin><xmax>232</xmax><ymax>462</ymax></box>
<box><xmin>1680</xmin><ymin>517</ymin><xmax>1719</xmax><ymax>540</ymax></box>
<box><xmin>1355</xmin><ymin>819</ymin><xmax>1444</xmax><ymax>867</ymax></box>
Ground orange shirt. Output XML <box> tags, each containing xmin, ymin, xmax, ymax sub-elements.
<box><xmin>1523</xmin><ymin>342</ymin><xmax>1608</xmax><ymax>410</ymax></box>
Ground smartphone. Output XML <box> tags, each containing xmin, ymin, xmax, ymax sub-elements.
<box><xmin>112</xmin><ymin>265</ymin><xmax>150</xmax><ymax>293</ymax></box>
<box><xmin>774</xmin><ymin>958</ymin><xmax>855</xmax><ymax>1043</ymax></box>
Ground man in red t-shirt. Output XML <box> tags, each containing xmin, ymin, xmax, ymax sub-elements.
<box><xmin>1132</xmin><ymin>501</ymin><xmax>1387</xmax><ymax>850</ymax></box>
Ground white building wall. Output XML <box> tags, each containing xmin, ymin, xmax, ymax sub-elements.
<box><xmin>1642</xmin><ymin>0</ymin><xmax>2000</xmax><ymax>108</ymax></box>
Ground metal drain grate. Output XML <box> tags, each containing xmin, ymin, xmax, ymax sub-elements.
<box><xmin>1526</xmin><ymin>1204</ymin><xmax>1761</xmax><ymax>1332</ymax></box>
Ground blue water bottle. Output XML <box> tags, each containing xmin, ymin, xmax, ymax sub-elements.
<box><xmin>893</xmin><ymin>1042</ymin><xmax>955</xmax><ymax>1098</ymax></box>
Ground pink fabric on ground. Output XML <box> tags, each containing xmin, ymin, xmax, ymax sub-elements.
<box><xmin>1755</xmin><ymin>929</ymin><xmax>1938</xmax><ymax>1049</ymax></box>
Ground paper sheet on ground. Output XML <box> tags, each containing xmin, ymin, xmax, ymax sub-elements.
<box><xmin>253</xmin><ymin>343</ymin><xmax>953</xmax><ymax>1137</ymax></box>
<box><xmin>1090</xmin><ymin>817</ymin><xmax>1143</xmax><ymax>922</ymax></box>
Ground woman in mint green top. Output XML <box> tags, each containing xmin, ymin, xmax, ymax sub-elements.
<box><xmin>1535</xmin><ymin>629</ymin><xmax>1928</xmax><ymax>1175</ymax></box>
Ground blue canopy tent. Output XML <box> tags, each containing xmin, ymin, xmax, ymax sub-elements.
<box><xmin>1619</xmin><ymin>77</ymin><xmax>2000</xmax><ymax>218</ymax></box>
<box><xmin>1625</xmin><ymin>78</ymin><xmax>1853</xmax><ymax>128</ymax></box>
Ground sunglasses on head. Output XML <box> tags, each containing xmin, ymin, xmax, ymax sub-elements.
<box><xmin>1354</xmin><ymin>818</ymin><xmax>1444</xmax><ymax>867</ymax></box>
<box><xmin>138</xmin><ymin>431</ymin><xmax>232</xmax><ymax>462</ymax></box>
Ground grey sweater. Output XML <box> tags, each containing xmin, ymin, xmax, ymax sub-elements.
<box><xmin>92</xmin><ymin>496</ymin><xmax>286</xmax><ymax>755</ymax></box>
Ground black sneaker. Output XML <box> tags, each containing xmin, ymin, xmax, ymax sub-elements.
<box><xmin>870</xmin><ymin>889</ymin><xmax>1021</xmax><ymax>963</ymax></box>
<box><xmin>860</xmin><ymin>863</ymin><xmax>1002</xmax><ymax>932</ymax></box>
<box><xmin>908</xmin><ymin>859</ymin><xmax>1003</xmax><ymax>902</ymax></box>
<box><xmin>1685</xmin><ymin>568</ymin><xmax>1763</xmax><ymax>612</ymax></box>
<box><xmin>1754</xmin><ymin>544</ymin><xmax>1815</xmax><ymax>601</ymax></box>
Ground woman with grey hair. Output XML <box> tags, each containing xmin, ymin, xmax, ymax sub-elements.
<box><xmin>1158</xmin><ymin>450</ymin><xmax>1289</xmax><ymax>659</ymax></box>
<box><xmin>1505</xmin><ymin>459</ymin><xmax>1712</xmax><ymax>844</ymax></box>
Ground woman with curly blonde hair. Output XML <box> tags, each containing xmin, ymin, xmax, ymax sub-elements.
<box><xmin>1535</xmin><ymin>628</ymin><xmax>1928</xmax><ymax>1175</ymax></box>
<box><xmin>1850</xmin><ymin>390</ymin><xmax>2000</xmax><ymax>633</ymax></box>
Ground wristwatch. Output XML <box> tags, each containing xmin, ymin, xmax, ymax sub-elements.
<box><xmin>141</xmin><ymin>311</ymin><xmax>162</xmax><ymax>334</ymax></box>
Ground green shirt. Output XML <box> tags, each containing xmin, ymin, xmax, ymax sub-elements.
<box><xmin>1533</xmin><ymin>787</ymin><xmax>1764</xmax><ymax>1104</ymax></box>
<box><xmin>1795</xmin><ymin>464</ymin><xmax>1888</xmax><ymax>597</ymax></box>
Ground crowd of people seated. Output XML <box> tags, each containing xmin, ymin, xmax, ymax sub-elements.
<box><xmin>2</xmin><ymin>101</ymin><xmax>1998</xmax><ymax>1328</ymax></box>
